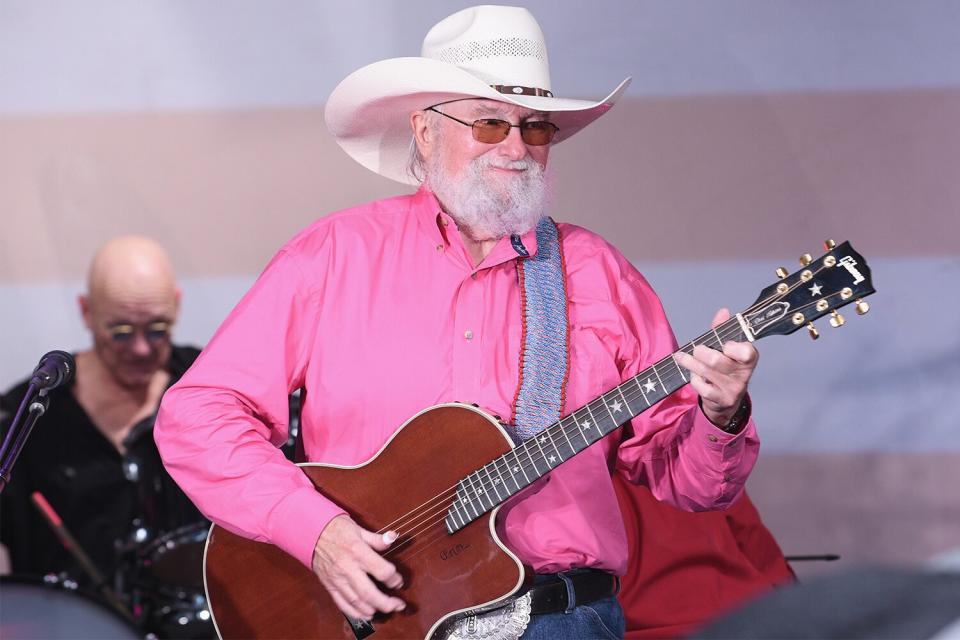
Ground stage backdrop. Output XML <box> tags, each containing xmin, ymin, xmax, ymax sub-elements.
<box><xmin>2</xmin><ymin>0</ymin><xmax>958</xmax><ymax>579</ymax></box>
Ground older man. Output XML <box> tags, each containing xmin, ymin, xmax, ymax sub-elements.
<box><xmin>156</xmin><ymin>6</ymin><xmax>760</xmax><ymax>639</ymax></box>
<box><xmin>0</xmin><ymin>236</ymin><xmax>202</xmax><ymax>595</ymax></box>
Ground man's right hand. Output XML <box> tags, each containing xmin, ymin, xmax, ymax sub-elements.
<box><xmin>311</xmin><ymin>514</ymin><xmax>406</xmax><ymax>620</ymax></box>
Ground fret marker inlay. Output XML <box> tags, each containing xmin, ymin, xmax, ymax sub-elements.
<box><xmin>643</xmin><ymin>378</ymin><xmax>657</xmax><ymax>393</ymax></box>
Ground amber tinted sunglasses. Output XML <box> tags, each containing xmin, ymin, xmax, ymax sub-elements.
<box><xmin>427</xmin><ymin>107</ymin><xmax>559</xmax><ymax>146</ymax></box>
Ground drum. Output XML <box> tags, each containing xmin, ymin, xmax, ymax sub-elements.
<box><xmin>0</xmin><ymin>575</ymin><xmax>141</xmax><ymax>639</ymax></box>
<box><xmin>138</xmin><ymin>522</ymin><xmax>209</xmax><ymax>588</ymax></box>
<box><xmin>133</xmin><ymin>522</ymin><xmax>214</xmax><ymax>639</ymax></box>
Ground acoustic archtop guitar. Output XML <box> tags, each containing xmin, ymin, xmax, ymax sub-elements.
<box><xmin>204</xmin><ymin>240</ymin><xmax>875</xmax><ymax>639</ymax></box>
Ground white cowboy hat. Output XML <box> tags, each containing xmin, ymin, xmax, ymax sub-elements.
<box><xmin>325</xmin><ymin>4</ymin><xmax>632</xmax><ymax>185</ymax></box>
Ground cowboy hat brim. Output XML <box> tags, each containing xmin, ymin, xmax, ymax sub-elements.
<box><xmin>325</xmin><ymin>56</ymin><xmax>632</xmax><ymax>185</ymax></box>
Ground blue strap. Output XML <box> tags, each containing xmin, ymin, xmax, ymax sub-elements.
<box><xmin>508</xmin><ymin>218</ymin><xmax>570</xmax><ymax>443</ymax></box>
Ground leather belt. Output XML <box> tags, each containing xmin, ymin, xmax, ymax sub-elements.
<box><xmin>526</xmin><ymin>570</ymin><xmax>619</xmax><ymax>615</ymax></box>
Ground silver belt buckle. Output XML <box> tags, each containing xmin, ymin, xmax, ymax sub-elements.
<box><xmin>444</xmin><ymin>592</ymin><xmax>532</xmax><ymax>640</ymax></box>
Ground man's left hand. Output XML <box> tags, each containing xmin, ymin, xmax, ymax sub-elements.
<box><xmin>673</xmin><ymin>308</ymin><xmax>759</xmax><ymax>428</ymax></box>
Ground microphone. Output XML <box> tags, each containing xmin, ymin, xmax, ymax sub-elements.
<box><xmin>29</xmin><ymin>350</ymin><xmax>76</xmax><ymax>391</ymax></box>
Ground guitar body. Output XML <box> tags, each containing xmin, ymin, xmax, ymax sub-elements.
<box><xmin>204</xmin><ymin>404</ymin><xmax>527</xmax><ymax>639</ymax></box>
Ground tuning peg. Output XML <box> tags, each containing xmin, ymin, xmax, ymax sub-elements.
<box><xmin>799</xmin><ymin>253</ymin><xmax>813</xmax><ymax>267</ymax></box>
<box><xmin>829</xmin><ymin>310</ymin><xmax>845</xmax><ymax>327</ymax></box>
<box><xmin>807</xmin><ymin>323</ymin><xmax>820</xmax><ymax>340</ymax></box>
<box><xmin>856</xmin><ymin>299</ymin><xmax>870</xmax><ymax>315</ymax></box>
<box><xmin>824</xmin><ymin>239</ymin><xmax>836</xmax><ymax>251</ymax></box>
<box><xmin>776</xmin><ymin>267</ymin><xmax>789</xmax><ymax>279</ymax></box>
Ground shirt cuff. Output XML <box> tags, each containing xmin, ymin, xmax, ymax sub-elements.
<box><xmin>689</xmin><ymin>406</ymin><xmax>759</xmax><ymax>502</ymax></box>
<box><xmin>266</xmin><ymin>484</ymin><xmax>347</xmax><ymax>569</ymax></box>
<box><xmin>699</xmin><ymin>394</ymin><xmax>752</xmax><ymax>434</ymax></box>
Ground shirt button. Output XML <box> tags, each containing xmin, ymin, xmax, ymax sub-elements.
<box><xmin>464</xmin><ymin>330</ymin><xmax>474</xmax><ymax>340</ymax></box>
<box><xmin>723</xmin><ymin>473</ymin><xmax>733</xmax><ymax>482</ymax></box>
<box><xmin>436</xmin><ymin>244</ymin><xmax>444</xmax><ymax>252</ymax></box>
<box><xmin>707</xmin><ymin>434</ymin><xmax>719</xmax><ymax>443</ymax></box>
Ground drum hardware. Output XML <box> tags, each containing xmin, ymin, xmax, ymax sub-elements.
<box><xmin>30</xmin><ymin>490</ymin><xmax>136</xmax><ymax>625</ymax></box>
<box><xmin>116</xmin><ymin>521</ymin><xmax>215</xmax><ymax>639</ymax></box>
<box><xmin>28</xmin><ymin>488</ymin><xmax>212</xmax><ymax>638</ymax></box>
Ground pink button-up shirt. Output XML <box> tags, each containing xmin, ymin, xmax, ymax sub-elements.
<box><xmin>155</xmin><ymin>188</ymin><xmax>759</xmax><ymax>576</ymax></box>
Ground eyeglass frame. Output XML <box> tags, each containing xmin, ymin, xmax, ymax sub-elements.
<box><xmin>104</xmin><ymin>320</ymin><xmax>174</xmax><ymax>344</ymax></box>
<box><xmin>425</xmin><ymin>106</ymin><xmax>559</xmax><ymax>146</ymax></box>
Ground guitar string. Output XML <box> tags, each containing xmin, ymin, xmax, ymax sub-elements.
<box><xmin>376</xmin><ymin>317</ymin><xmax>744</xmax><ymax>538</ymax></box>
<box><xmin>380</xmin><ymin>259</ymin><xmax>847</xmax><ymax>538</ymax></box>
<box><xmin>387</xmin><ymin>288</ymin><xmax>856</xmax><ymax>560</ymax></box>
<box><xmin>381</xmin><ymin>312</ymin><xmax>787</xmax><ymax>553</ymax></box>
<box><xmin>378</xmin><ymin>316</ymin><xmax>753</xmax><ymax>556</ymax></box>
<box><xmin>380</xmin><ymin>302</ymin><xmax>804</xmax><ymax>551</ymax></box>
<box><xmin>376</xmin><ymin>268</ymin><xmax>849</xmax><ymax>550</ymax></box>
<box><xmin>380</xmin><ymin>321</ymin><xmax>753</xmax><ymax>559</ymax></box>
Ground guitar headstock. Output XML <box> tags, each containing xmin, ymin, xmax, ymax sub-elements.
<box><xmin>741</xmin><ymin>240</ymin><xmax>876</xmax><ymax>340</ymax></box>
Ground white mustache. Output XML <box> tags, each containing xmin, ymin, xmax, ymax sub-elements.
<box><xmin>475</xmin><ymin>157</ymin><xmax>537</xmax><ymax>171</ymax></box>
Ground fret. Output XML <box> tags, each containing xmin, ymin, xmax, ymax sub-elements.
<box><xmin>671</xmin><ymin>353</ymin><xmax>687</xmax><ymax>383</ymax></box>
<box><xmin>567</xmin><ymin>413</ymin><xmax>591</xmax><ymax>449</ymax></box>
<box><xmin>584</xmin><ymin>402</ymin><xmax>605</xmax><ymax>437</ymax></box>
<box><xmin>462</xmin><ymin>474</ymin><xmax>485</xmax><ymax>516</ymax></box>
<box><xmin>453</xmin><ymin>502</ymin><xmax>466</xmax><ymax>528</ymax></box>
<box><xmin>651</xmin><ymin>363</ymin><xmax>666</xmax><ymax>395</ymax></box>
<box><xmin>473</xmin><ymin>470</ymin><xmax>495</xmax><ymax>510</ymax></box>
<box><xmin>556</xmin><ymin>421</ymin><xmax>576</xmax><ymax>457</ymax></box>
<box><xmin>522</xmin><ymin>439</ymin><xmax>546</xmax><ymax>477</ymax></box>
<box><xmin>598</xmin><ymin>391</ymin><xmax>617</xmax><ymax>424</ymax></box>
<box><xmin>615</xmin><ymin>385</ymin><xmax>635</xmax><ymax>416</ymax></box>
<box><xmin>493</xmin><ymin>459</ymin><xmax>512</xmax><ymax>499</ymax></box>
<box><xmin>455</xmin><ymin>480</ymin><xmax>478</xmax><ymax>521</ymax></box>
<box><xmin>448</xmin><ymin>502</ymin><xmax>465</xmax><ymax>530</ymax></box>
<box><xmin>710</xmin><ymin>328</ymin><xmax>723</xmax><ymax>350</ymax></box>
<box><xmin>542</xmin><ymin>428</ymin><xmax>566</xmax><ymax>466</ymax></box>
<box><xmin>511</xmin><ymin>448</ymin><xmax>531</xmax><ymax>486</ymax></box>
<box><xmin>530</xmin><ymin>430</ymin><xmax>553</xmax><ymax>471</ymax></box>
<box><xmin>482</xmin><ymin>463</ymin><xmax>505</xmax><ymax>502</ymax></box>
<box><xmin>491</xmin><ymin>457</ymin><xmax>516</xmax><ymax>498</ymax></box>
<box><xmin>633</xmin><ymin>375</ymin><xmax>651</xmax><ymax>406</ymax></box>
<box><xmin>572</xmin><ymin>408</ymin><xmax>597</xmax><ymax>445</ymax></box>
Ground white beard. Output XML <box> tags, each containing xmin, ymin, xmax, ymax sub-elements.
<box><xmin>426</xmin><ymin>154</ymin><xmax>550</xmax><ymax>240</ymax></box>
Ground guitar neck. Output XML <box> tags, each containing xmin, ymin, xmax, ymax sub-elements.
<box><xmin>445</xmin><ymin>317</ymin><xmax>749</xmax><ymax>533</ymax></box>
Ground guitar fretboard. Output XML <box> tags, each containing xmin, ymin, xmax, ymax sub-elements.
<box><xmin>445</xmin><ymin>317</ymin><xmax>748</xmax><ymax>533</ymax></box>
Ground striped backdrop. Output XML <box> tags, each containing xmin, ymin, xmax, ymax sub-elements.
<box><xmin>2</xmin><ymin>0</ymin><xmax>958</xmax><ymax>578</ymax></box>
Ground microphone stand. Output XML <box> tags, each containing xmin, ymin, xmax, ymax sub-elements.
<box><xmin>0</xmin><ymin>383</ymin><xmax>49</xmax><ymax>494</ymax></box>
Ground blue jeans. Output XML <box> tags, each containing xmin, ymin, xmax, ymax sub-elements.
<box><xmin>519</xmin><ymin>570</ymin><xmax>625</xmax><ymax>640</ymax></box>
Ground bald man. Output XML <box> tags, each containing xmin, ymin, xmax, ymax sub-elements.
<box><xmin>0</xmin><ymin>236</ymin><xmax>203</xmax><ymax>592</ymax></box>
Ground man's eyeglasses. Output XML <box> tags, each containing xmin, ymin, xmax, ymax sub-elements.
<box><xmin>426</xmin><ymin>107</ymin><xmax>559</xmax><ymax>146</ymax></box>
<box><xmin>106</xmin><ymin>321</ymin><xmax>172</xmax><ymax>344</ymax></box>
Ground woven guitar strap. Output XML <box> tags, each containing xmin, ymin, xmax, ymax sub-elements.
<box><xmin>507</xmin><ymin>216</ymin><xmax>571</xmax><ymax>443</ymax></box>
